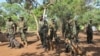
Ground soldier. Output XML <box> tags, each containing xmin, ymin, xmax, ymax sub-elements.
<box><xmin>49</xmin><ymin>18</ymin><xmax>58</xmax><ymax>50</ymax></box>
<box><xmin>6</xmin><ymin>17</ymin><xmax>15</xmax><ymax>48</ymax></box>
<box><xmin>13</xmin><ymin>22</ymin><xmax>17</xmax><ymax>34</ymax></box>
<box><xmin>64</xmin><ymin>20</ymin><xmax>74</xmax><ymax>53</ymax></box>
<box><xmin>65</xmin><ymin>16</ymin><xmax>73</xmax><ymax>40</ymax></box>
<box><xmin>0</xmin><ymin>28</ymin><xmax>1</xmax><ymax>33</ymax></box>
<box><xmin>62</xmin><ymin>18</ymin><xmax>66</xmax><ymax>38</ymax></box>
<box><xmin>38</xmin><ymin>16</ymin><xmax>44</xmax><ymax>46</ymax></box>
<box><xmin>38</xmin><ymin>16</ymin><xmax>49</xmax><ymax>50</ymax></box>
<box><xmin>75</xmin><ymin>20</ymin><xmax>80</xmax><ymax>43</ymax></box>
<box><xmin>64</xmin><ymin>19</ymin><xmax>70</xmax><ymax>39</ymax></box>
<box><xmin>66</xmin><ymin>39</ymin><xmax>84</xmax><ymax>56</ymax></box>
<box><xmin>49</xmin><ymin>18</ymin><xmax>58</xmax><ymax>41</ymax></box>
<box><xmin>86</xmin><ymin>19</ymin><xmax>93</xmax><ymax>44</ymax></box>
<box><xmin>18</xmin><ymin>17</ymin><xmax>27</xmax><ymax>46</ymax></box>
<box><xmin>63</xmin><ymin>13</ymin><xmax>73</xmax><ymax>40</ymax></box>
<box><xmin>42</xmin><ymin>20</ymin><xmax>49</xmax><ymax>50</ymax></box>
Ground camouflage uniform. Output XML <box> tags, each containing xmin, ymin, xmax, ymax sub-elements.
<box><xmin>13</xmin><ymin>22</ymin><xmax>17</xmax><ymax>34</ymax></box>
<box><xmin>48</xmin><ymin>19</ymin><xmax>58</xmax><ymax>50</ymax></box>
<box><xmin>18</xmin><ymin>17</ymin><xmax>27</xmax><ymax>46</ymax></box>
<box><xmin>62</xmin><ymin>19</ymin><xmax>66</xmax><ymax>37</ymax></box>
<box><xmin>64</xmin><ymin>13</ymin><xmax>73</xmax><ymax>40</ymax></box>
<box><xmin>65</xmin><ymin>20</ymin><xmax>70</xmax><ymax>39</ymax></box>
<box><xmin>0</xmin><ymin>28</ymin><xmax>1</xmax><ymax>33</ymax></box>
<box><xmin>65</xmin><ymin>19</ymin><xmax>73</xmax><ymax>40</ymax></box>
<box><xmin>64</xmin><ymin>19</ymin><xmax>75</xmax><ymax>53</ymax></box>
<box><xmin>38</xmin><ymin>16</ymin><xmax>49</xmax><ymax>49</ymax></box>
<box><xmin>86</xmin><ymin>20</ymin><xmax>93</xmax><ymax>43</ymax></box>
<box><xmin>75</xmin><ymin>21</ymin><xmax>80</xmax><ymax>43</ymax></box>
<box><xmin>42</xmin><ymin>20</ymin><xmax>48</xmax><ymax>49</ymax></box>
<box><xmin>49</xmin><ymin>19</ymin><xmax>58</xmax><ymax>41</ymax></box>
<box><xmin>6</xmin><ymin>18</ymin><xmax>15</xmax><ymax>48</ymax></box>
<box><xmin>38</xmin><ymin>17</ymin><xmax>44</xmax><ymax>46</ymax></box>
<box><xmin>69</xmin><ymin>19</ymin><xmax>80</xmax><ymax>43</ymax></box>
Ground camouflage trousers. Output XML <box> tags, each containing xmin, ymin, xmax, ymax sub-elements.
<box><xmin>49</xmin><ymin>29</ymin><xmax>57</xmax><ymax>50</ymax></box>
<box><xmin>20</xmin><ymin>32</ymin><xmax>27</xmax><ymax>45</ymax></box>
<box><xmin>62</xmin><ymin>26</ymin><xmax>66</xmax><ymax>37</ymax></box>
<box><xmin>87</xmin><ymin>32</ymin><xmax>93</xmax><ymax>43</ymax></box>
<box><xmin>8</xmin><ymin>34</ymin><xmax>15</xmax><ymax>48</ymax></box>
<box><xmin>50</xmin><ymin>29</ymin><xmax>57</xmax><ymax>41</ymax></box>
<box><xmin>39</xmin><ymin>29</ymin><xmax>47</xmax><ymax>48</ymax></box>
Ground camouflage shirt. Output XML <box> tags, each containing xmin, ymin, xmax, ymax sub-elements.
<box><xmin>6</xmin><ymin>21</ymin><xmax>15</xmax><ymax>34</ymax></box>
<box><xmin>49</xmin><ymin>20</ymin><xmax>58</xmax><ymax>31</ymax></box>
<box><xmin>38</xmin><ymin>20</ymin><xmax>44</xmax><ymax>31</ymax></box>
<box><xmin>18</xmin><ymin>21</ymin><xmax>27</xmax><ymax>33</ymax></box>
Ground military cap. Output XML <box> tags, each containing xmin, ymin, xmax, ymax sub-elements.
<box><xmin>20</xmin><ymin>17</ymin><xmax>24</xmax><ymax>21</ymax></box>
<box><xmin>8</xmin><ymin>17</ymin><xmax>12</xmax><ymax>21</ymax></box>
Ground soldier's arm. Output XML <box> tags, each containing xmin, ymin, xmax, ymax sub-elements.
<box><xmin>86</xmin><ymin>24</ymin><xmax>89</xmax><ymax>30</ymax></box>
<box><xmin>12</xmin><ymin>23</ymin><xmax>16</xmax><ymax>34</ymax></box>
<box><xmin>24</xmin><ymin>21</ymin><xmax>27</xmax><ymax>28</ymax></box>
<box><xmin>48</xmin><ymin>28</ymin><xmax>50</xmax><ymax>36</ymax></box>
<box><xmin>37</xmin><ymin>21</ymin><xmax>39</xmax><ymax>30</ymax></box>
<box><xmin>55</xmin><ymin>22</ymin><xmax>58</xmax><ymax>31</ymax></box>
<box><xmin>5</xmin><ymin>22</ymin><xmax>8</xmax><ymax>32</ymax></box>
<box><xmin>48</xmin><ymin>23</ymin><xmax>51</xmax><ymax>35</ymax></box>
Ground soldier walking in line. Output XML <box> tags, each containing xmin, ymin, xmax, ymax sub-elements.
<box><xmin>65</xmin><ymin>15</ymin><xmax>73</xmax><ymax>40</ymax></box>
<box><xmin>62</xmin><ymin>18</ymin><xmax>66</xmax><ymax>38</ymax></box>
<box><xmin>38</xmin><ymin>16</ymin><xmax>49</xmax><ymax>51</ymax></box>
<box><xmin>75</xmin><ymin>20</ymin><xmax>80</xmax><ymax>43</ymax></box>
<box><xmin>38</xmin><ymin>16</ymin><xmax>44</xmax><ymax>46</ymax></box>
<box><xmin>50</xmin><ymin>19</ymin><xmax>58</xmax><ymax>41</ymax></box>
<box><xmin>42</xmin><ymin>20</ymin><xmax>49</xmax><ymax>50</ymax></box>
<box><xmin>6</xmin><ymin>17</ymin><xmax>15</xmax><ymax>48</ymax></box>
<box><xmin>64</xmin><ymin>19</ymin><xmax>70</xmax><ymax>39</ymax></box>
<box><xmin>49</xmin><ymin>18</ymin><xmax>58</xmax><ymax>50</ymax></box>
<box><xmin>86</xmin><ymin>19</ymin><xmax>93</xmax><ymax>44</ymax></box>
<box><xmin>18</xmin><ymin>17</ymin><xmax>28</xmax><ymax>47</ymax></box>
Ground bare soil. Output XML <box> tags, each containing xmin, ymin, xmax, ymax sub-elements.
<box><xmin>0</xmin><ymin>32</ymin><xmax>100</xmax><ymax>56</ymax></box>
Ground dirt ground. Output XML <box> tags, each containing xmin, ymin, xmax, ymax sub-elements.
<box><xmin>0</xmin><ymin>32</ymin><xmax>100</xmax><ymax>56</ymax></box>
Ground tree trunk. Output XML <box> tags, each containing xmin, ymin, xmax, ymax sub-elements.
<box><xmin>28</xmin><ymin>10</ymin><xmax>40</xmax><ymax>40</ymax></box>
<box><xmin>33</xmin><ymin>13</ymin><xmax>40</xmax><ymax>40</ymax></box>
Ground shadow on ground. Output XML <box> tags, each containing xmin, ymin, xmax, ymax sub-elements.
<box><xmin>85</xmin><ymin>46</ymin><xmax>100</xmax><ymax>56</ymax></box>
<box><xmin>28</xmin><ymin>40</ymin><xmax>39</xmax><ymax>45</ymax></box>
<box><xmin>20</xmin><ymin>52</ymin><xmax>46</xmax><ymax>56</ymax></box>
<box><xmin>15</xmin><ymin>32</ymin><xmax>37</xmax><ymax>38</ymax></box>
<box><xmin>20</xmin><ymin>51</ymin><xmax>61</xmax><ymax>56</ymax></box>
